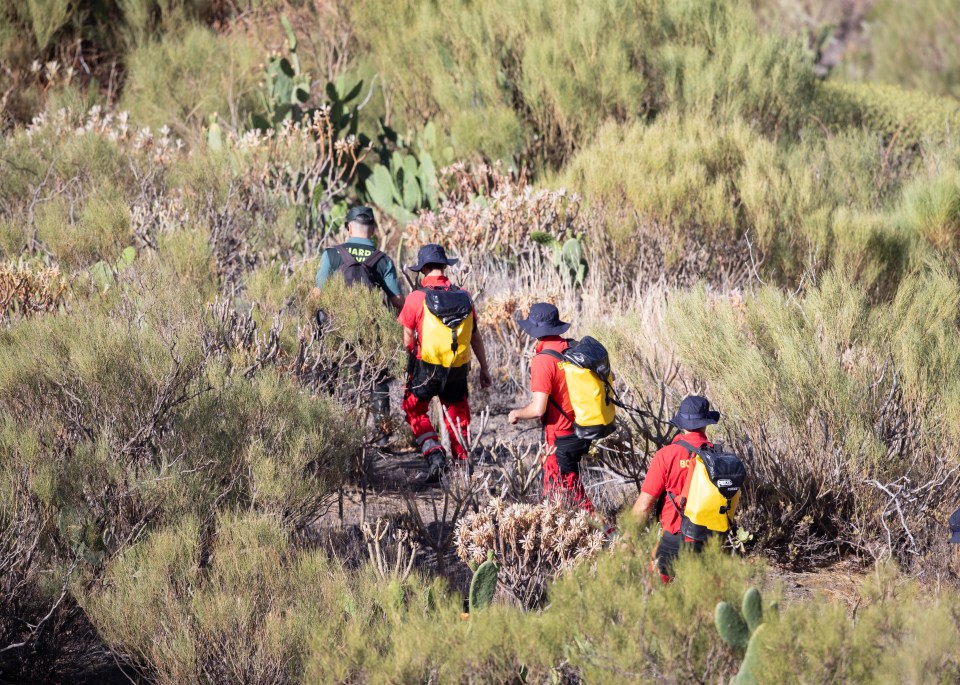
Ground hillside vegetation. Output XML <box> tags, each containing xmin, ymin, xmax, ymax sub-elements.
<box><xmin>2</xmin><ymin>0</ymin><xmax>960</xmax><ymax>683</ymax></box>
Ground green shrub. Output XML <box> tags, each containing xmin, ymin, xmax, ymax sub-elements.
<box><xmin>303</xmin><ymin>273</ymin><xmax>405</xmax><ymax>407</ymax></box>
<box><xmin>842</xmin><ymin>0</ymin><xmax>960</xmax><ymax>100</ymax></box>
<box><xmin>561</xmin><ymin>113</ymin><xmax>909</xmax><ymax>286</ymax></box>
<box><xmin>813</xmin><ymin>80</ymin><xmax>960</xmax><ymax>149</ymax></box>
<box><xmin>23</xmin><ymin>0</ymin><xmax>72</xmax><ymax>51</ymax></box>
<box><xmin>304</xmin><ymin>528</ymin><xmax>758</xmax><ymax>684</ymax></box>
<box><xmin>754</xmin><ymin>565</ymin><xmax>960</xmax><ymax>682</ymax></box>
<box><xmin>895</xmin><ymin>172</ymin><xmax>960</xmax><ymax>255</ymax></box>
<box><xmin>37</xmin><ymin>192</ymin><xmax>132</xmax><ymax>271</ymax></box>
<box><xmin>353</xmin><ymin>0</ymin><xmax>813</xmax><ymax>166</ymax></box>
<box><xmin>82</xmin><ymin>513</ymin><xmax>329</xmax><ymax>684</ymax></box>
<box><xmin>156</xmin><ymin>227</ymin><xmax>217</xmax><ymax>300</ymax></box>
<box><xmin>0</xmin><ymin>264</ymin><xmax>356</xmax><ymax>554</ymax></box>
<box><xmin>75</xmin><ymin>513</ymin><xmax>960</xmax><ymax>683</ymax></box>
<box><xmin>121</xmin><ymin>26</ymin><xmax>262</xmax><ymax>141</ymax></box>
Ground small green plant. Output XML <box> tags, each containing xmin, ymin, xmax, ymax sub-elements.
<box><xmin>256</xmin><ymin>15</ymin><xmax>311</xmax><ymax>127</ymax></box>
<box><xmin>714</xmin><ymin>587</ymin><xmax>777</xmax><ymax>685</ymax></box>
<box><xmin>467</xmin><ymin>550</ymin><xmax>499</xmax><ymax>612</ymax></box>
<box><xmin>531</xmin><ymin>231</ymin><xmax>588</xmax><ymax>287</ymax></box>
<box><xmin>90</xmin><ymin>246</ymin><xmax>136</xmax><ymax>291</ymax></box>
<box><xmin>207</xmin><ymin>112</ymin><xmax>223</xmax><ymax>152</ymax></box>
<box><xmin>363</xmin><ymin>123</ymin><xmax>440</xmax><ymax>224</ymax></box>
<box><xmin>253</xmin><ymin>16</ymin><xmax>365</xmax><ymax>134</ymax></box>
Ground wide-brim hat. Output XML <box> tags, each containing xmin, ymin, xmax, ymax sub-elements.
<box><xmin>670</xmin><ymin>395</ymin><xmax>720</xmax><ymax>431</ymax></box>
<box><xmin>950</xmin><ymin>506</ymin><xmax>960</xmax><ymax>544</ymax></box>
<box><xmin>407</xmin><ymin>243</ymin><xmax>459</xmax><ymax>272</ymax></box>
<box><xmin>516</xmin><ymin>302</ymin><xmax>571</xmax><ymax>338</ymax></box>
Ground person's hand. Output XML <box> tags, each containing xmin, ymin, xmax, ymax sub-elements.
<box><xmin>507</xmin><ymin>410</ymin><xmax>519</xmax><ymax>425</ymax></box>
<box><xmin>479</xmin><ymin>367</ymin><xmax>493</xmax><ymax>389</ymax></box>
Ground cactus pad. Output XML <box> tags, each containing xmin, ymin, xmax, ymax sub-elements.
<box><xmin>741</xmin><ymin>587</ymin><xmax>763</xmax><ymax>633</ymax></box>
<box><xmin>715</xmin><ymin>601</ymin><xmax>750</xmax><ymax>649</ymax></box>
<box><xmin>468</xmin><ymin>557</ymin><xmax>499</xmax><ymax>611</ymax></box>
<box><xmin>385</xmin><ymin>579</ymin><xmax>405</xmax><ymax>611</ymax></box>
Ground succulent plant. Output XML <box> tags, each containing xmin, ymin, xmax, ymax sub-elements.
<box><xmin>385</xmin><ymin>578</ymin><xmax>406</xmax><ymax>612</ymax></box>
<box><xmin>714</xmin><ymin>587</ymin><xmax>777</xmax><ymax>685</ymax></box>
<box><xmin>530</xmin><ymin>231</ymin><xmax>589</xmax><ymax>287</ymax></box>
<box><xmin>554</xmin><ymin>236</ymin><xmax>588</xmax><ymax>287</ymax></box>
<box><xmin>91</xmin><ymin>246</ymin><xmax>136</xmax><ymax>291</ymax></box>
<box><xmin>364</xmin><ymin>147</ymin><xmax>438</xmax><ymax>224</ymax></box>
<box><xmin>468</xmin><ymin>550</ymin><xmax>499</xmax><ymax>612</ymax></box>
<box><xmin>207</xmin><ymin>113</ymin><xmax>223</xmax><ymax>152</ymax></box>
<box><xmin>253</xmin><ymin>15</ymin><xmax>365</xmax><ymax>135</ymax></box>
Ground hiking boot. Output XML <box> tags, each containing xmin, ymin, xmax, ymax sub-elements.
<box><xmin>422</xmin><ymin>449</ymin><xmax>447</xmax><ymax>485</ymax></box>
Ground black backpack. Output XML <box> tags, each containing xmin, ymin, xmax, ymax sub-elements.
<box><xmin>332</xmin><ymin>245</ymin><xmax>386</xmax><ymax>289</ymax></box>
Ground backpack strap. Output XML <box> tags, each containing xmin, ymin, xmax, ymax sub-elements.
<box><xmin>664</xmin><ymin>439</ymin><xmax>711</xmax><ymax>518</ymax></box>
<box><xmin>364</xmin><ymin>249</ymin><xmax>386</xmax><ymax>270</ymax></box>
<box><xmin>533</xmin><ymin>348</ymin><xmax>574</xmax><ymax>423</ymax></box>
<box><xmin>333</xmin><ymin>244</ymin><xmax>357</xmax><ymax>266</ymax></box>
<box><xmin>334</xmin><ymin>245</ymin><xmax>390</xmax><ymax>291</ymax></box>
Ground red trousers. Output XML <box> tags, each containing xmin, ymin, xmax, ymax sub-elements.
<box><xmin>543</xmin><ymin>433</ymin><xmax>593</xmax><ymax>512</ymax></box>
<box><xmin>402</xmin><ymin>390</ymin><xmax>471</xmax><ymax>460</ymax></box>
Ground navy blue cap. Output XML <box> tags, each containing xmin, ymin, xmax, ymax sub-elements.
<box><xmin>950</xmin><ymin>507</ymin><xmax>960</xmax><ymax>544</ymax></box>
<box><xmin>670</xmin><ymin>395</ymin><xmax>720</xmax><ymax>431</ymax></box>
<box><xmin>516</xmin><ymin>303</ymin><xmax>571</xmax><ymax>338</ymax></box>
<box><xmin>407</xmin><ymin>243</ymin><xmax>459</xmax><ymax>272</ymax></box>
<box><xmin>345</xmin><ymin>206</ymin><xmax>376</xmax><ymax>225</ymax></box>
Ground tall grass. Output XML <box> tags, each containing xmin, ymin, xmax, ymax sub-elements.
<box><xmin>352</xmin><ymin>0</ymin><xmax>813</xmax><ymax>166</ymax></box>
<box><xmin>560</xmin><ymin>112</ymin><xmax>916</xmax><ymax>287</ymax></box>
<box><xmin>841</xmin><ymin>0</ymin><xmax>960</xmax><ymax>100</ymax></box>
<box><xmin>121</xmin><ymin>25</ymin><xmax>262</xmax><ymax>141</ymax></box>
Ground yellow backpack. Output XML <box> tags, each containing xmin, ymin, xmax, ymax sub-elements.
<box><xmin>418</xmin><ymin>287</ymin><xmax>474</xmax><ymax>368</ymax></box>
<box><xmin>539</xmin><ymin>337</ymin><xmax>617</xmax><ymax>440</ymax></box>
<box><xmin>669</xmin><ymin>441</ymin><xmax>747</xmax><ymax>542</ymax></box>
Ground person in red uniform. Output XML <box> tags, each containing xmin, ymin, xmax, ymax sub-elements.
<box><xmin>398</xmin><ymin>244</ymin><xmax>492</xmax><ymax>483</ymax></box>
<box><xmin>507</xmin><ymin>303</ymin><xmax>594</xmax><ymax>511</ymax></box>
<box><xmin>631</xmin><ymin>395</ymin><xmax>721</xmax><ymax>581</ymax></box>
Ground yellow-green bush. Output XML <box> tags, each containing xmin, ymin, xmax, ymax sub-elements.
<box><xmin>895</xmin><ymin>172</ymin><xmax>960</xmax><ymax>255</ymax></box>
<box><xmin>561</xmin><ymin>113</ymin><xmax>910</xmax><ymax>286</ymax></box>
<box><xmin>813</xmin><ymin>80</ymin><xmax>960</xmax><ymax>148</ymax></box>
<box><xmin>353</xmin><ymin>0</ymin><xmax>813</xmax><ymax>166</ymax></box>
<box><xmin>841</xmin><ymin>0</ymin><xmax>960</xmax><ymax>100</ymax></box>
<box><xmin>0</xmin><ymin>265</ymin><xmax>357</xmax><ymax>553</ymax></box>
<box><xmin>82</xmin><ymin>513</ymin><xmax>332</xmax><ymax>684</ymax></box>
<box><xmin>755</xmin><ymin>564</ymin><xmax>960</xmax><ymax>683</ymax></box>
<box><xmin>121</xmin><ymin>26</ymin><xmax>262</xmax><ymax>141</ymax></box>
<box><xmin>79</xmin><ymin>514</ymin><xmax>960</xmax><ymax>683</ymax></box>
<box><xmin>36</xmin><ymin>192</ymin><xmax>132</xmax><ymax>271</ymax></box>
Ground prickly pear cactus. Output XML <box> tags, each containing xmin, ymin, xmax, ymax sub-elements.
<box><xmin>468</xmin><ymin>550</ymin><xmax>499</xmax><ymax>612</ymax></box>
<box><xmin>550</xmin><ymin>235</ymin><xmax>588</xmax><ymax>287</ymax></box>
<box><xmin>207</xmin><ymin>113</ymin><xmax>223</xmax><ymax>152</ymax></box>
<box><xmin>714</xmin><ymin>586</ymin><xmax>776</xmax><ymax>685</ymax></box>
<box><xmin>385</xmin><ymin>578</ymin><xmax>406</xmax><ymax>612</ymax></box>
<box><xmin>364</xmin><ymin>147</ymin><xmax>438</xmax><ymax>224</ymax></box>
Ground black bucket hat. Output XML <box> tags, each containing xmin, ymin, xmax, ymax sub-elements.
<box><xmin>951</xmin><ymin>507</ymin><xmax>960</xmax><ymax>544</ymax></box>
<box><xmin>670</xmin><ymin>395</ymin><xmax>720</xmax><ymax>431</ymax></box>
<box><xmin>407</xmin><ymin>243</ymin><xmax>459</xmax><ymax>272</ymax></box>
<box><xmin>516</xmin><ymin>302</ymin><xmax>571</xmax><ymax>338</ymax></box>
<box><xmin>345</xmin><ymin>205</ymin><xmax>376</xmax><ymax>225</ymax></box>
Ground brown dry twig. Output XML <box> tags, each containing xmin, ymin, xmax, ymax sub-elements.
<box><xmin>361</xmin><ymin>516</ymin><xmax>419</xmax><ymax>583</ymax></box>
